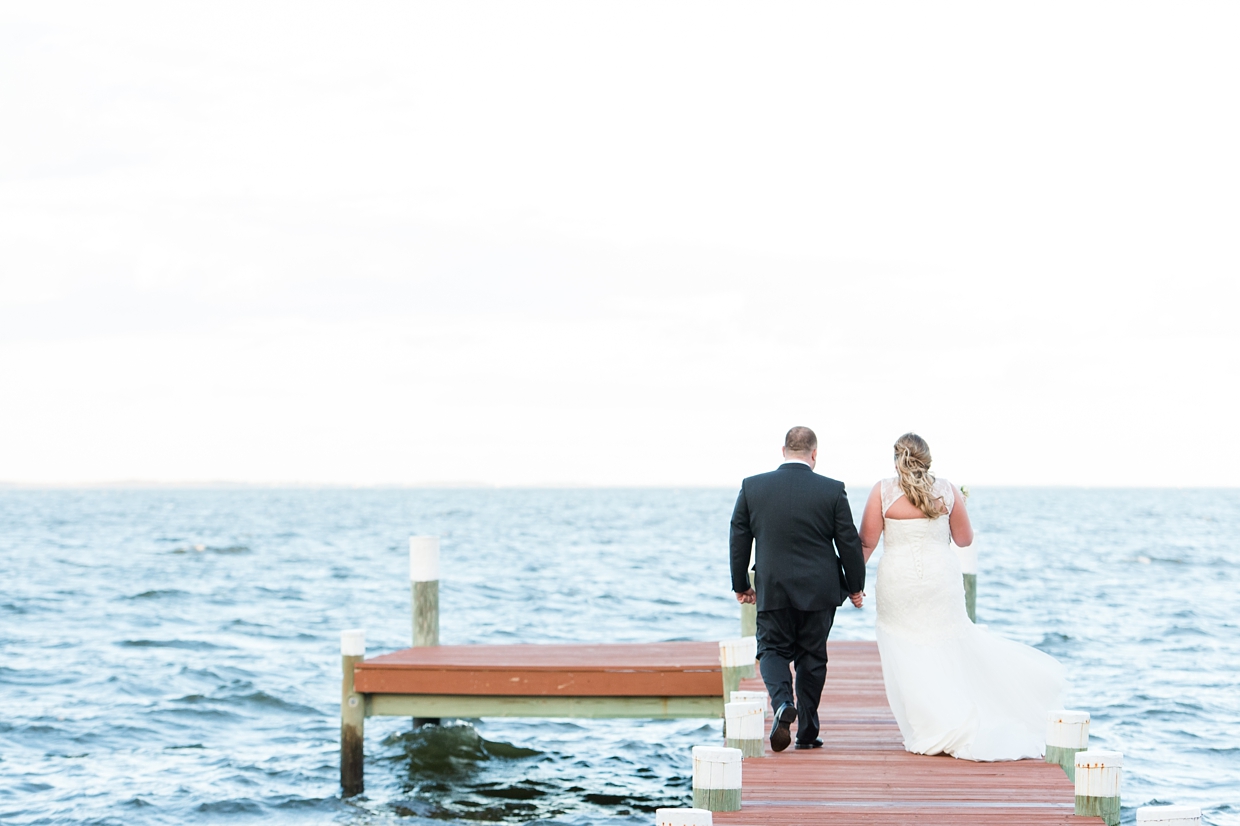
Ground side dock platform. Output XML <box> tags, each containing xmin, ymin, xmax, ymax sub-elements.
<box><xmin>353</xmin><ymin>640</ymin><xmax>727</xmax><ymax>719</ymax></box>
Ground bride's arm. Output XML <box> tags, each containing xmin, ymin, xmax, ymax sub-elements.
<box><xmin>859</xmin><ymin>482</ymin><xmax>883</xmax><ymax>563</ymax></box>
<box><xmin>948</xmin><ymin>483</ymin><xmax>974</xmax><ymax>547</ymax></box>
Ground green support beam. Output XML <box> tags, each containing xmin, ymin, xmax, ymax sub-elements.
<box><xmin>366</xmin><ymin>693</ymin><xmax>725</xmax><ymax>719</ymax></box>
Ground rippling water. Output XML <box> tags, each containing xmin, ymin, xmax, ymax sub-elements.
<box><xmin>1</xmin><ymin>488</ymin><xmax>1236</xmax><ymax>825</ymax></box>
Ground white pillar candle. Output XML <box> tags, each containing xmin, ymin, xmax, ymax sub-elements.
<box><xmin>655</xmin><ymin>808</ymin><xmax>713</xmax><ymax>826</ymax></box>
<box><xmin>1136</xmin><ymin>805</ymin><xmax>1201</xmax><ymax>825</ymax></box>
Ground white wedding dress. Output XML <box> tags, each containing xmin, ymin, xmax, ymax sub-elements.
<box><xmin>875</xmin><ymin>477</ymin><xmax>1064</xmax><ymax>761</ymax></box>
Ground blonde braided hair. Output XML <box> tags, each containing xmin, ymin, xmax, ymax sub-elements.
<box><xmin>894</xmin><ymin>432</ymin><xmax>945</xmax><ymax>519</ymax></box>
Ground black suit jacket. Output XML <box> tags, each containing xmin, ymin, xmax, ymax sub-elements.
<box><xmin>729</xmin><ymin>462</ymin><xmax>866</xmax><ymax>612</ymax></box>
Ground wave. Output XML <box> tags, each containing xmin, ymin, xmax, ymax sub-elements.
<box><xmin>126</xmin><ymin>589</ymin><xmax>189</xmax><ymax>600</ymax></box>
<box><xmin>117</xmin><ymin>639</ymin><xmax>230</xmax><ymax>651</ymax></box>
<box><xmin>383</xmin><ymin>722</ymin><xmax>541</xmax><ymax>779</ymax></box>
<box><xmin>170</xmin><ymin>545</ymin><xmax>251</xmax><ymax>555</ymax></box>
<box><xmin>169</xmin><ymin>690</ymin><xmax>319</xmax><ymax>716</ymax></box>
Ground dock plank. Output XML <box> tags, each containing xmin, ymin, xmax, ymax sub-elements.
<box><xmin>713</xmin><ymin>640</ymin><xmax>1104</xmax><ymax>826</ymax></box>
<box><xmin>353</xmin><ymin>641</ymin><xmax>723</xmax><ymax>696</ymax></box>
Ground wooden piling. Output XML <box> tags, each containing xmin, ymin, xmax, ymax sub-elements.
<box><xmin>409</xmin><ymin>536</ymin><xmax>440</xmax><ymax>647</ymax></box>
<box><xmin>739</xmin><ymin>569</ymin><xmax>756</xmax><ymax>640</ymax></box>
<box><xmin>692</xmin><ymin>746</ymin><xmax>742</xmax><ymax>812</ymax></box>
<box><xmin>1045</xmin><ymin>709</ymin><xmax>1090</xmax><ymax>781</ymax></box>
<box><xmin>340</xmin><ymin>629</ymin><xmax>366</xmax><ymax>797</ymax></box>
<box><xmin>1075</xmin><ymin>749</ymin><xmax>1122</xmax><ymax>826</ymax></box>
<box><xmin>954</xmin><ymin>539</ymin><xmax>978</xmax><ymax>622</ymax></box>
<box><xmin>723</xmin><ymin>700</ymin><xmax>765</xmax><ymax>758</ymax></box>
<box><xmin>718</xmin><ymin>638</ymin><xmax>756</xmax><ymax>703</ymax></box>
<box><xmin>409</xmin><ymin>536</ymin><xmax>440</xmax><ymax>727</ymax></box>
<box><xmin>955</xmin><ymin>486</ymin><xmax>977</xmax><ymax>621</ymax></box>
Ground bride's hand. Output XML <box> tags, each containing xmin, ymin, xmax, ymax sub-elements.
<box><xmin>849</xmin><ymin>591</ymin><xmax>865</xmax><ymax>609</ymax></box>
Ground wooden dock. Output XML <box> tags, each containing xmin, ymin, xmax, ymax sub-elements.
<box><xmin>342</xmin><ymin>635</ymin><xmax>1102</xmax><ymax>824</ymax></box>
<box><xmin>717</xmin><ymin>640</ymin><xmax>1103</xmax><ymax>826</ymax></box>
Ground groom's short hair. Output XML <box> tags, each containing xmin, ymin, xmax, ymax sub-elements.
<box><xmin>785</xmin><ymin>426</ymin><xmax>817</xmax><ymax>454</ymax></box>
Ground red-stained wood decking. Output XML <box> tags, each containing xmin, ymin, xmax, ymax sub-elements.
<box><xmin>716</xmin><ymin>640</ymin><xmax>1103</xmax><ymax>826</ymax></box>
<box><xmin>352</xmin><ymin>641</ymin><xmax>722</xmax><ymax>696</ymax></box>
<box><xmin>351</xmin><ymin>638</ymin><xmax>1097</xmax><ymax>823</ymax></box>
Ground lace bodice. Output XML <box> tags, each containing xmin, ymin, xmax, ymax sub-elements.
<box><xmin>880</xmin><ymin>477</ymin><xmax>955</xmax><ymax>517</ymax></box>
<box><xmin>875</xmin><ymin>476</ymin><xmax>965</xmax><ymax>643</ymax></box>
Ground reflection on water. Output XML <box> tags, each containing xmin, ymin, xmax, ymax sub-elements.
<box><xmin>0</xmin><ymin>488</ymin><xmax>1237</xmax><ymax>825</ymax></box>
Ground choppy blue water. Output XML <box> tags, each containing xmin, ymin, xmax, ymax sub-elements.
<box><xmin>1</xmin><ymin>488</ymin><xmax>1237</xmax><ymax>825</ymax></box>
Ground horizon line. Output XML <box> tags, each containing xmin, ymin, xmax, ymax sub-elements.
<box><xmin>0</xmin><ymin>480</ymin><xmax>1235</xmax><ymax>491</ymax></box>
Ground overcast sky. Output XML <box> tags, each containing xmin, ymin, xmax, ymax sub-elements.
<box><xmin>2</xmin><ymin>2</ymin><xmax>1237</xmax><ymax>487</ymax></box>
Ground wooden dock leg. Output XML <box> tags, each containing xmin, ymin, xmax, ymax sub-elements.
<box><xmin>1075</xmin><ymin>749</ymin><xmax>1122</xmax><ymax>826</ymax></box>
<box><xmin>724</xmin><ymin>701</ymin><xmax>765</xmax><ymax>758</ymax></box>
<box><xmin>409</xmin><ymin>536</ymin><xmax>440</xmax><ymax>727</ymax></box>
<box><xmin>1136</xmin><ymin>805</ymin><xmax>1201</xmax><ymax>825</ymax></box>
<box><xmin>340</xmin><ymin>629</ymin><xmax>366</xmax><ymax>797</ymax></box>
<box><xmin>692</xmin><ymin>746</ymin><xmax>742</xmax><ymax>812</ymax></box>
<box><xmin>656</xmin><ymin>807</ymin><xmax>714</xmax><ymax>825</ymax></box>
<box><xmin>1045</xmin><ymin>709</ymin><xmax>1090</xmax><ymax>780</ymax></box>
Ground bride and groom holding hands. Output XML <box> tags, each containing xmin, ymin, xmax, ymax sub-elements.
<box><xmin>730</xmin><ymin>426</ymin><xmax>1063</xmax><ymax>759</ymax></box>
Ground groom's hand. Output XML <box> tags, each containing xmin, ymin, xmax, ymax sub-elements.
<box><xmin>735</xmin><ymin>588</ymin><xmax>756</xmax><ymax>605</ymax></box>
<box><xmin>849</xmin><ymin>591</ymin><xmax>865</xmax><ymax>609</ymax></box>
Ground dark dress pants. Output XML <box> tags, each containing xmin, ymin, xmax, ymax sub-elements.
<box><xmin>756</xmin><ymin>605</ymin><xmax>837</xmax><ymax>744</ymax></box>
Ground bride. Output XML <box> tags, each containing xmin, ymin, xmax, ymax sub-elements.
<box><xmin>858</xmin><ymin>433</ymin><xmax>1064</xmax><ymax>761</ymax></box>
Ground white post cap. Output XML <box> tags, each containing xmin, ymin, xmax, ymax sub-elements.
<box><xmin>1075</xmin><ymin>750</ymin><xmax>1123</xmax><ymax>798</ymax></box>
<box><xmin>692</xmin><ymin>745</ymin><xmax>742</xmax><ymax>789</ymax></box>
<box><xmin>656</xmin><ymin>808</ymin><xmax>713</xmax><ymax>826</ymax></box>
<box><xmin>340</xmin><ymin>628</ymin><xmax>366</xmax><ymax>657</ymax></box>
<box><xmin>730</xmin><ymin>690</ymin><xmax>768</xmax><ymax>708</ymax></box>
<box><xmin>1046</xmin><ymin>709</ymin><xmax>1090</xmax><ymax>748</ymax></box>
<box><xmin>409</xmin><ymin>536</ymin><xmax>440</xmax><ymax>582</ymax></box>
<box><xmin>725</xmin><ymin>701</ymin><xmax>764</xmax><ymax>716</ymax></box>
<box><xmin>1075</xmin><ymin>749</ymin><xmax>1122</xmax><ymax>768</ymax></box>
<box><xmin>740</xmin><ymin>635</ymin><xmax>757</xmax><ymax>661</ymax></box>
<box><xmin>1136</xmin><ymin>805</ymin><xmax>1202</xmax><ymax>825</ymax></box>
<box><xmin>724</xmin><ymin>701</ymin><xmax>766</xmax><ymax>739</ymax></box>
<box><xmin>953</xmin><ymin>540</ymin><xmax>978</xmax><ymax>574</ymax></box>
<box><xmin>719</xmin><ymin>637</ymin><xmax>757</xmax><ymax>667</ymax></box>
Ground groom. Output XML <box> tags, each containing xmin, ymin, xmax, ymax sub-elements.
<box><xmin>730</xmin><ymin>426</ymin><xmax>866</xmax><ymax>751</ymax></box>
